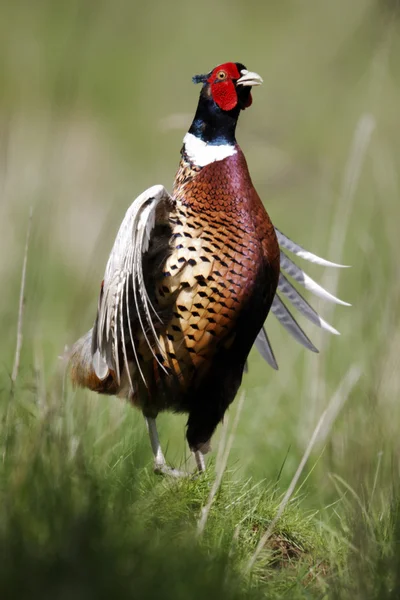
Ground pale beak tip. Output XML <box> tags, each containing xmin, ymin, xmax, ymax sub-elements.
<box><xmin>237</xmin><ymin>70</ymin><xmax>263</xmax><ymax>87</ymax></box>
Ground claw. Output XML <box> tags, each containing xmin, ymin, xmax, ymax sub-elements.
<box><xmin>154</xmin><ymin>463</ymin><xmax>188</xmax><ymax>478</ymax></box>
<box><xmin>146</xmin><ymin>416</ymin><xmax>206</xmax><ymax>478</ymax></box>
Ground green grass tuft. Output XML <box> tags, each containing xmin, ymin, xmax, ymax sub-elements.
<box><xmin>0</xmin><ymin>389</ymin><xmax>329</xmax><ymax>599</ymax></box>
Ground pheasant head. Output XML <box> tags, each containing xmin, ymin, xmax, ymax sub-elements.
<box><xmin>188</xmin><ymin>62</ymin><xmax>262</xmax><ymax>146</ymax></box>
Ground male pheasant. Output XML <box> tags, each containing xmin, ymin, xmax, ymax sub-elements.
<box><xmin>70</xmin><ymin>62</ymin><xmax>348</xmax><ymax>476</ymax></box>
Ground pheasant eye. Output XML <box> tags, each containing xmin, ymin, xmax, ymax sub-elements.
<box><xmin>216</xmin><ymin>71</ymin><xmax>227</xmax><ymax>81</ymax></box>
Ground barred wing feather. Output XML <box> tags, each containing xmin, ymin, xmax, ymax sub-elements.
<box><xmin>255</xmin><ymin>228</ymin><xmax>350</xmax><ymax>369</ymax></box>
<box><xmin>92</xmin><ymin>184</ymin><xmax>174</xmax><ymax>385</ymax></box>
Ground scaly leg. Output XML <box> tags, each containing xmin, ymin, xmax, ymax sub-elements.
<box><xmin>194</xmin><ymin>450</ymin><xmax>206</xmax><ymax>473</ymax></box>
<box><xmin>145</xmin><ymin>416</ymin><xmax>187</xmax><ymax>478</ymax></box>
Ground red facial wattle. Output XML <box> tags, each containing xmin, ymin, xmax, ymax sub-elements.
<box><xmin>209</xmin><ymin>79</ymin><xmax>238</xmax><ymax>111</ymax></box>
<box><xmin>207</xmin><ymin>62</ymin><xmax>253</xmax><ymax>111</ymax></box>
<box><xmin>207</xmin><ymin>62</ymin><xmax>241</xmax><ymax>111</ymax></box>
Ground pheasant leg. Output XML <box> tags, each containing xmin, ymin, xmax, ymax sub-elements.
<box><xmin>145</xmin><ymin>417</ymin><xmax>187</xmax><ymax>478</ymax></box>
<box><xmin>194</xmin><ymin>450</ymin><xmax>206</xmax><ymax>472</ymax></box>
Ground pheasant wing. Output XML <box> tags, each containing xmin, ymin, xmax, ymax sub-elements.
<box><xmin>92</xmin><ymin>184</ymin><xmax>174</xmax><ymax>386</ymax></box>
<box><xmin>255</xmin><ymin>228</ymin><xmax>350</xmax><ymax>369</ymax></box>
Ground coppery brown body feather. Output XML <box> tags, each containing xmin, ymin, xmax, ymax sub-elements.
<box><xmin>71</xmin><ymin>146</ymin><xmax>279</xmax><ymax>449</ymax></box>
<box><xmin>129</xmin><ymin>147</ymin><xmax>279</xmax><ymax>447</ymax></box>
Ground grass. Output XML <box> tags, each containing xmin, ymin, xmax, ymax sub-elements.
<box><xmin>1</xmin><ymin>0</ymin><xmax>400</xmax><ymax>597</ymax></box>
<box><xmin>1</xmin><ymin>392</ymin><xmax>329</xmax><ymax>599</ymax></box>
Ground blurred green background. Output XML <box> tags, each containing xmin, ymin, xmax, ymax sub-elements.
<box><xmin>1</xmin><ymin>0</ymin><xmax>400</xmax><ymax>596</ymax></box>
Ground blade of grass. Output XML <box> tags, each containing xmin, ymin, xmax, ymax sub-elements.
<box><xmin>11</xmin><ymin>207</ymin><xmax>33</xmax><ymax>389</ymax></box>
<box><xmin>197</xmin><ymin>391</ymin><xmax>245</xmax><ymax>536</ymax></box>
<box><xmin>246</xmin><ymin>365</ymin><xmax>361</xmax><ymax>572</ymax></box>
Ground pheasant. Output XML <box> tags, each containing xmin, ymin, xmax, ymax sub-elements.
<box><xmin>70</xmin><ymin>62</ymin><xmax>348</xmax><ymax>476</ymax></box>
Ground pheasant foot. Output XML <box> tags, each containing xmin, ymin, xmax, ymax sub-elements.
<box><xmin>145</xmin><ymin>416</ymin><xmax>188</xmax><ymax>478</ymax></box>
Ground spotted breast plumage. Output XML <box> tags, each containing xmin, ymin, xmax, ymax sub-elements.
<box><xmin>69</xmin><ymin>62</ymin><xmax>349</xmax><ymax>476</ymax></box>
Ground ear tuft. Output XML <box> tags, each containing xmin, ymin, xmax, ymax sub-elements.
<box><xmin>192</xmin><ymin>74</ymin><xmax>207</xmax><ymax>84</ymax></box>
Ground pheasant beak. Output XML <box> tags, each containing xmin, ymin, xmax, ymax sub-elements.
<box><xmin>236</xmin><ymin>69</ymin><xmax>263</xmax><ymax>87</ymax></box>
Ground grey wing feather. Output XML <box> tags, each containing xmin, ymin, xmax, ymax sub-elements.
<box><xmin>271</xmin><ymin>296</ymin><xmax>318</xmax><ymax>353</ymax></box>
<box><xmin>254</xmin><ymin>327</ymin><xmax>279</xmax><ymax>370</ymax></box>
<box><xmin>279</xmin><ymin>251</ymin><xmax>351</xmax><ymax>306</ymax></box>
<box><xmin>275</xmin><ymin>228</ymin><xmax>350</xmax><ymax>268</ymax></box>
<box><xmin>92</xmin><ymin>184</ymin><xmax>174</xmax><ymax>385</ymax></box>
<box><xmin>254</xmin><ymin>228</ymin><xmax>350</xmax><ymax>368</ymax></box>
<box><xmin>277</xmin><ymin>273</ymin><xmax>339</xmax><ymax>335</ymax></box>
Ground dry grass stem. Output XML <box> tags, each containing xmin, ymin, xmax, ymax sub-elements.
<box><xmin>305</xmin><ymin>114</ymin><xmax>375</xmax><ymax>429</ymax></box>
<box><xmin>246</xmin><ymin>365</ymin><xmax>361</xmax><ymax>573</ymax></box>
<box><xmin>197</xmin><ymin>391</ymin><xmax>246</xmax><ymax>536</ymax></box>
<box><xmin>11</xmin><ymin>207</ymin><xmax>33</xmax><ymax>388</ymax></box>
<box><xmin>325</xmin><ymin>113</ymin><xmax>375</xmax><ymax>296</ymax></box>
